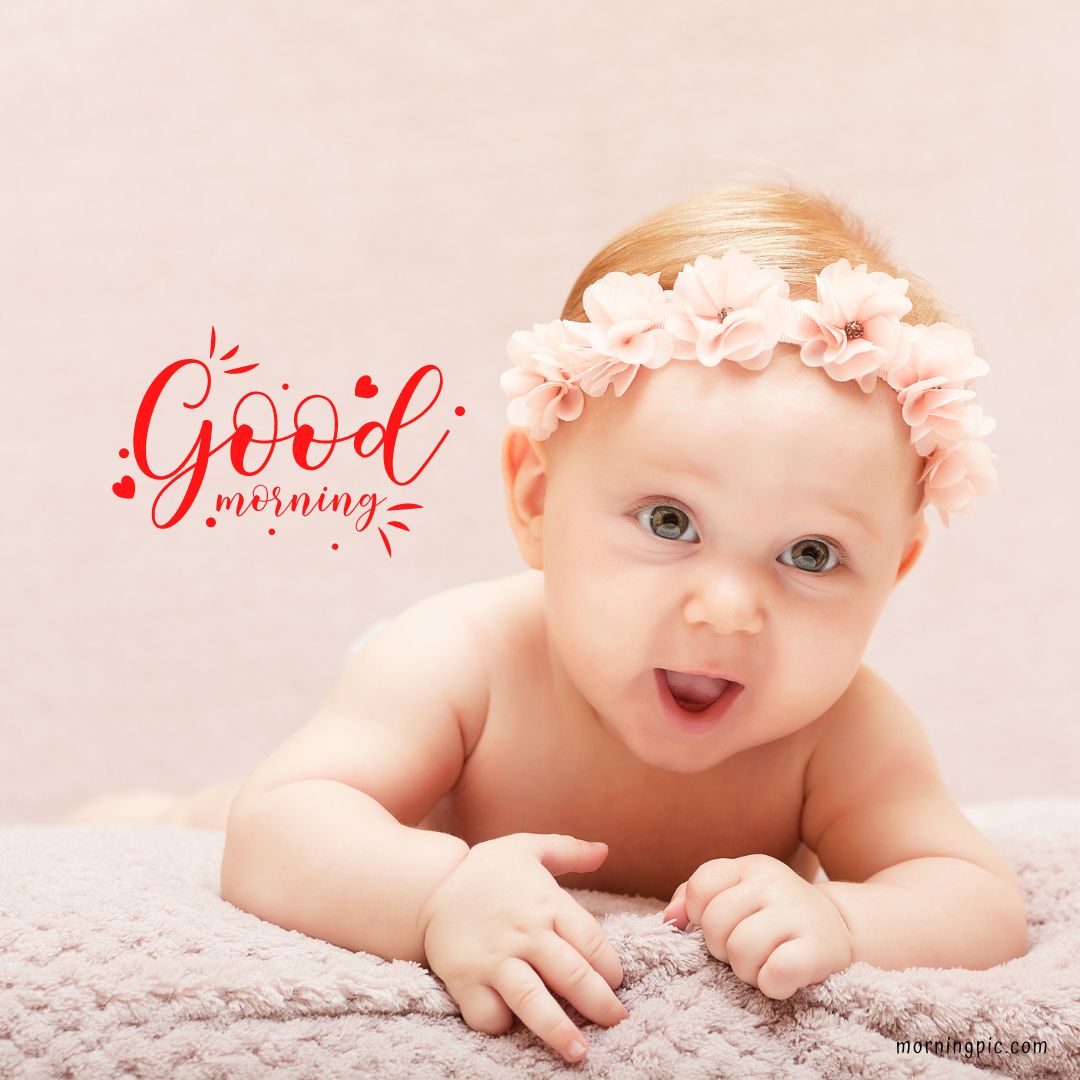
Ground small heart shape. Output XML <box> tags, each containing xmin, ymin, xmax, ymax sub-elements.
<box><xmin>354</xmin><ymin>374</ymin><xmax>379</xmax><ymax>398</ymax></box>
<box><xmin>112</xmin><ymin>475</ymin><xmax>135</xmax><ymax>499</ymax></box>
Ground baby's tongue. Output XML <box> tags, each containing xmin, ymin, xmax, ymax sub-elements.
<box><xmin>664</xmin><ymin>670</ymin><xmax>729</xmax><ymax>711</ymax></box>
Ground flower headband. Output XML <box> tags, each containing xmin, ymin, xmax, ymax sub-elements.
<box><xmin>500</xmin><ymin>249</ymin><xmax>997</xmax><ymax>528</ymax></box>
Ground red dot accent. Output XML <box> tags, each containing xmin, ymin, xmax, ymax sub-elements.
<box><xmin>119</xmin><ymin>447</ymin><xmax>129</xmax><ymax>458</ymax></box>
<box><xmin>282</xmin><ymin>383</ymin><xmax>289</xmax><ymax>390</ymax></box>
<box><xmin>206</xmin><ymin>517</ymin><xmax>216</xmax><ymax>527</ymax></box>
<box><xmin>268</xmin><ymin>528</ymin><xmax>275</xmax><ymax>535</ymax></box>
<box><xmin>454</xmin><ymin>406</ymin><xmax>465</xmax><ymax>416</ymax></box>
<box><xmin>331</xmin><ymin>543</ymin><xmax>339</xmax><ymax>551</ymax></box>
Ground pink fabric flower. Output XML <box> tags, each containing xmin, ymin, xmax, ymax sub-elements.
<box><xmin>575</xmin><ymin>353</ymin><xmax>645</xmax><ymax>399</ymax></box>
<box><xmin>582</xmin><ymin>271</ymin><xmax>677</xmax><ymax>371</ymax></box>
<box><xmin>885</xmin><ymin>322</ymin><xmax>992</xmax><ymax>454</ymax></box>
<box><xmin>667</xmin><ymin>251</ymin><xmax>790</xmax><ymax>369</ymax></box>
<box><xmin>919</xmin><ymin>439</ymin><xmax>998</xmax><ymax>527</ymax></box>
<box><xmin>788</xmin><ymin>259</ymin><xmax>914</xmax><ymax>393</ymax></box>
<box><xmin>500</xmin><ymin>252</ymin><xmax>998</xmax><ymax>523</ymax></box>
<box><xmin>499</xmin><ymin>320</ymin><xmax>595</xmax><ymax>440</ymax></box>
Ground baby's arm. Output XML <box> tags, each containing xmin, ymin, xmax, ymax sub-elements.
<box><xmin>222</xmin><ymin>590</ymin><xmax>629</xmax><ymax>1063</ymax></box>
<box><xmin>220</xmin><ymin>591</ymin><xmax>485</xmax><ymax>963</ymax></box>
<box><xmin>798</xmin><ymin>665</ymin><xmax>1027</xmax><ymax>970</ymax></box>
<box><xmin>662</xmin><ymin>665</ymin><xmax>1026</xmax><ymax>998</ymax></box>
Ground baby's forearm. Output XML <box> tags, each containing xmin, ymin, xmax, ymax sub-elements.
<box><xmin>220</xmin><ymin>779</ymin><xmax>470</xmax><ymax>963</ymax></box>
<box><xmin>815</xmin><ymin>856</ymin><xmax>1027</xmax><ymax>970</ymax></box>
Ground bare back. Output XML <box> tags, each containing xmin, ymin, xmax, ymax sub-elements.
<box><xmin>417</xmin><ymin>570</ymin><xmax>822</xmax><ymax>901</ymax></box>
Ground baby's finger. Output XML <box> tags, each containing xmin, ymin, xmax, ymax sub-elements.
<box><xmin>527</xmin><ymin>932</ymin><xmax>629</xmax><ymax>1030</ymax></box>
<box><xmin>553</xmin><ymin>902</ymin><xmax>624</xmax><ymax>990</ymax></box>
<box><xmin>685</xmin><ymin>858</ymin><xmax>742</xmax><ymax>926</ymax></box>
<box><xmin>448</xmin><ymin>978</ymin><xmax>515</xmax><ymax>1036</ymax></box>
<box><xmin>488</xmin><ymin>955</ymin><xmax>592</xmax><ymax>1064</ymax></box>
<box><xmin>756</xmin><ymin>935</ymin><xmax>820</xmax><ymax>1000</ymax></box>
<box><xmin>699</xmin><ymin>882</ymin><xmax>767</xmax><ymax>963</ymax></box>
<box><xmin>723</xmin><ymin>906</ymin><xmax>795</xmax><ymax>988</ymax></box>
<box><xmin>531</xmin><ymin>834</ymin><xmax>610</xmax><ymax>879</ymax></box>
<box><xmin>662</xmin><ymin>881</ymin><xmax>689</xmax><ymax>928</ymax></box>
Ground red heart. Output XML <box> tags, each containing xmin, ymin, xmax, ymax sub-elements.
<box><xmin>354</xmin><ymin>375</ymin><xmax>379</xmax><ymax>398</ymax></box>
<box><xmin>112</xmin><ymin>475</ymin><xmax>135</xmax><ymax>499</ymax></box>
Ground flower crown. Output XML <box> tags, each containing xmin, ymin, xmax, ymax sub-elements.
<box><xmin>500</xmin><ymin>249</ymin><xmax>998</xmax><ymax>528</ymax></box>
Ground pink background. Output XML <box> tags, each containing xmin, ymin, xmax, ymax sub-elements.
<box><xmin>3</xmin><ymin>1</ymin><xmax>1077</xmax><ymax>823</ymax></box>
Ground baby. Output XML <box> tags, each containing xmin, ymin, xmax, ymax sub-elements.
<box><xmin>83</xmin><ymin>183</ymin><xmax>1030</xmax><ymax>1065</ymax></box>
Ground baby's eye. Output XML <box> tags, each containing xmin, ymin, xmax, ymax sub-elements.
<box><xmin>632</xmin><ymin>501</ymin><xmax>848</xmax><ymax>574</ymax></box>
<box><xmin>633</xmin><ymin>502</ymin><xmax>699</xmax><ymax>542</ymax></box>
<box><xmin>777</xmin><ymin>537</ymin><xmax>846</xmax><ymax>574</ymax></box>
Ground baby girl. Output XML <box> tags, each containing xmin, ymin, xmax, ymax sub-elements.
<box><xmin>70</xmin><ymin>183</ymin><xmax>1027</xmax><ymax>1066</ymax></box>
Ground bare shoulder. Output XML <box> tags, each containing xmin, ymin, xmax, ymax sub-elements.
<box><xmin>801</xmin><ymin>664</ymin><xmax>941</xmax><ymax>845</ymax></box>
<box><xmin>799</xmin><ymin>663</ymin><xmax>1013</xmax><ymax>883</ymax></box>
<box><xmin>416</xmin><ymin>569</ymin><xmax>543</xmax><ymax>758</ymax></box>
<box><xmin>804</xmin><ymin>662</ymin><xmax>927</xmax><ymax>762</ymax></box>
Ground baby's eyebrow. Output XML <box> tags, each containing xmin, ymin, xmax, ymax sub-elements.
<box><xmin>797</xmin><ymin>481</ymin><xmax>883</xmax><ymax>542</ymax></box>
<box><xmin>826</xmin><ymin>504</ymin><xmax>881</xmax><ymax>543</ymax></box>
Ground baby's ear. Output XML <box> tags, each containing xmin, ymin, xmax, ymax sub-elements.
<box><xmin>501</xmin><ymin>428</ymin><xmax>548</xmax><ymax>570</ymax></box>
<box><xmin>894</xmin><ymin>514</ymin><xmax>929</xmax><ymax>586</ymax></box>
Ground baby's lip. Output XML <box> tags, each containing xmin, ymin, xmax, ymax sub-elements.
<box><xmin>661</xmin><ymin>666</ymin><xmax>743</xmax><ymax>687</ymax></box>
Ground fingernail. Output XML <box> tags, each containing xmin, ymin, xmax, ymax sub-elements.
<box><xmin>567</xmin><ymin>1039</ymin><xmax>587</xmax><ymax>1059</ymax></box>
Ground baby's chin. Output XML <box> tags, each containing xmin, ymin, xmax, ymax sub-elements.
<box><xmin>610</xmin><ymin>721</ymin><xmax>735</xmax><ymax>777</ymax></box>
<box><xmin>631</xmin><ymin>746</ymin><xmax>732</xmax><ymax>778</ymax></box>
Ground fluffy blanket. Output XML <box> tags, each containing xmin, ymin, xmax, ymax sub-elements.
<box><xmin>1</xmin><ymin>799</ymin><xmax>1077</xmax><ymax>1079</ymax></box>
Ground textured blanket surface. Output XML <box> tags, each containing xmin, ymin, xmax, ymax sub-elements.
<box><xmin>1</xmin><ymin>799</ymin><xmax>1078</xmax><ymax>1079</ymax></box>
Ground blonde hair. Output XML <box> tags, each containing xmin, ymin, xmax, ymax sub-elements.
<box><xmin>560</xmin><ymin>181</ymin><xmax>958</xmax><ymax>332</ymax></box>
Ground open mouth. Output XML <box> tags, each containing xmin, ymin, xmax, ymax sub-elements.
<box><xmin>654</xmin><ymin>668</ymin><xmax>744</xmax><ymax>733</ymax></box>
<box><xmin>660</xmin><ymin>668</ymin><xmax>733</xmax><ymax>712</ymax></box>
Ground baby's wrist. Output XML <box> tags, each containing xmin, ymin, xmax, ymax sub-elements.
<box><xmin>414</xmin><ymin>835</ymin><xmax>471</xmax><ymax>946</ymax></box>
<box><xmin>813</xmin><ymin>880</ymin><xmax>861</xmax><ymax>965</ymax></box>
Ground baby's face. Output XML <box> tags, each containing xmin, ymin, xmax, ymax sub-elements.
<box><xmin>516</xmin><ymin>346</ymin><xmax>928</xmax><ymax>775</ymax></box>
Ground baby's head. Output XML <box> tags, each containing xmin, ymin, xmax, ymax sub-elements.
<box><xmin>499</xmin><ymin>183</ymin><xmax>995</xmax><ymax>775</ymax></box>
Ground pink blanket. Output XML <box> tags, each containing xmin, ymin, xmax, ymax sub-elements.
<box><xmin>1</xmin><ymin>799</ymin><xmax>1077</xmax><ymax>1078</ymax></box>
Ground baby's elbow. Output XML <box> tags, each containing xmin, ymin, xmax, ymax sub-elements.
<box><xmin>1010</xmin><ymin>922</ymin><xmax>1029</xmax><ymax>963</ymax></box>
<box><xmin>963</xmin><ymin>856</ymin><xmax>1027</xmax><ymax>965</ymax></box>
<box><xmin>1000</xmin><ymin>918</ymin><xmax>1028</xmax><ymax>965</ymax></box>
<box><xmin>1007</xmin><ymin>896</ymin><xmax>1029</xmax><ymax>962</ymax></box>
<box><xmin>993</xmin><ymin>873</ymin><xmax>1028</xmax><ymax>963</ymax></box>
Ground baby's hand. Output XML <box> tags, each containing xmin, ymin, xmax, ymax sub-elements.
<box><xmin>417</xmin><ymin>833</ymin><xmax>629</xmax><ymax>1064</ymax></box>
<box><xmin>661</xmin><ymin>854</ymin><xmax>854</xmax><ymax>1000</ymax></box>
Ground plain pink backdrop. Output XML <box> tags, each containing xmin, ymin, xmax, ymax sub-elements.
<box><xmin>2</xmin><ymin>0</ymin><xmax>1077</xmax><ymax>822</ymax></box>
